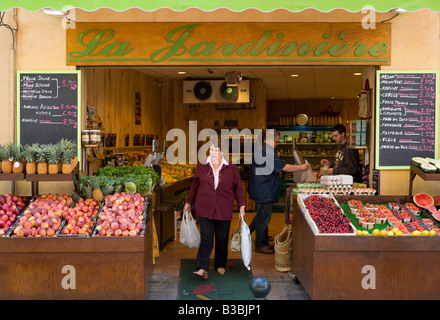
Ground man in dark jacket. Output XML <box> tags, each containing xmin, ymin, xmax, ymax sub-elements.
<box><xmin>248</xmin><ymin>129</ymin><xmax>309</xmax><ymax>254</ymax></box>
<box><xmin>320</xmin><ymin>124</ymin><xmax>361</xmax><ymax>182</ymax></box>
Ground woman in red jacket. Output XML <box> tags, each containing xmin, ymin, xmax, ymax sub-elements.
<box><xmin>183</xmin><ymin>141</ymin><xmax>246</xmax><ymax>279</ymax></box>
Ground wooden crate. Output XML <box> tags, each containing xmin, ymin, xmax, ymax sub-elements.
<box><xmin>0</xmin><ymin>214</ymin><xmax>153</xmax><ymax>300</ymax></box>
<box><xmin>291</xmin><ymin>194</ymin><xmax>440</xmax><ymax>300</ymax></box>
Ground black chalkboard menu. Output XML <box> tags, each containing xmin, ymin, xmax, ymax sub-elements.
<box><xmin>17</xmin><ymin>71</ymin><xmax>81</xmax><ymax>148</ymax></box>
<box><xmin>375</xmin><ymin>70</ymin><xmax>439</xmax><ymax>169</ymax></box>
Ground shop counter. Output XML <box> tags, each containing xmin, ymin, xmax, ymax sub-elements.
<box><xmin>0</xmin><ymin>213</ymin><xmax>153</xmax><ymax>300</ymax></box>
<box><xmin>291</xmin><ymin>194</ymin><xmax>440</xmax><ymax>300</ymax></box>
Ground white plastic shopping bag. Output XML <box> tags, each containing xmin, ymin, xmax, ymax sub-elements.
<box><xmin>240</xmin><ymin>215</ymin><xmax>252</xmax><ymax>270</ymax></box>
<box><xmin>179</xmin><ymin>211</ymin><xmax>200</xmax><ymax>249</ymax></box>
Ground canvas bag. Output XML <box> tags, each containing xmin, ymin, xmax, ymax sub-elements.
<box><xmin>179</xmin><ymin>211</ymin><xmax>200</xmax><ymax>249</ymax></box>
<box><xmin>229</xmin><ymin>218</ymin><xmax>241</xmax><ymax>252</ymax></box>
<box><xmin>359</xmin><ymin>79</ymin><xmax>372</xmax><ymax>119</ymax></box>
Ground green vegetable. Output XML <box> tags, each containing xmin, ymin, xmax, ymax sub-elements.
<box><xmin>96</xmin><ymin>165</ymin><xmax>160</xmax><ymax>195</ymax></box>
<box><xmin>125</xmin><ymin>181</ymin><xmax>137</xmax><ymax>194</ymax></box>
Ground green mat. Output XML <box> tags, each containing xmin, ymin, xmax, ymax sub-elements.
<box><xmin>179</xmin><ymin>259</ymin><xmax>253</xmax><ymax>300</ymax></box>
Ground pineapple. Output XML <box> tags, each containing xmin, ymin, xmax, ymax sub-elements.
<box><xmin>71</xmin><ymin>147</ymin><xmax>78</xmax><ymax>170</ymax></box>
<box><xmin>0</xmin><ymin>144</ymin><xmax>12</xmax><ymax>174</ymax></box>
<box><xmin>10</xmin><ymin>143</ymin><xmax>24</xmax><ymax>174</ymax></box>
<box><xmin>101</xmin><ymin>181</ymin><xmax>114</xmax><ymax>196</ymax></box>
<box><xmin>55</xmin><ymin>142</ymin><xmax>64</xmax><ymax>173</ymax></box>
<box><xmin>36</xmin><ymin>145</ymin><xmax>48</xmax><ymax>174</ymax></box>
<box><xmin>71</xmin><ymin>192</ymin><xmax>81</xmax><ymax>203</ymax></box>
<box><xmin>23</xmin><ymin>144</ymin><xmax>37</xmax><ymax>174</ymax></box>
<box><xmin>90</xmin><ymin>175</ymin><xmax>104</xmax><ymax>202</ymax></box>
<box><xmin>46</xmin><ymin>144</ymin><xmax>60</xmax><ymax>174</ymax></box>
<box><xmin>79</xmin><ymin>176</ymin><xmax>90</xmax><ymax>199</ymax></box>
<box><xmin>82</xmin><ymin>184</ymin><xmax>93</xmax><ymax>200</ymax></box>
<box><xmin>61</xmin><ymin>148</ymin><xmax>74</xmax><ymax>174</ymax></box>
<box><xmin>61</xmin><ymin>139</ymin><xmax>78</xmax><ymax>170</ymax></box>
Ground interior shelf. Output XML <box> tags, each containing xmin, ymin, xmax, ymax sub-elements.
<box><xmin>268</xmin><ymin>125</ymin><xmax>333</xmax><ymax>131</ymax></box>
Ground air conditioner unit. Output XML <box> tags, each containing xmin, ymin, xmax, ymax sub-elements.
<box><xmin>183</xmin><ymin>80</ymin><xmax>250</xmax><ymax>104</ymax></box>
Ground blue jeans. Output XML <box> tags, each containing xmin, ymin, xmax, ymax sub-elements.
<box><xmin>249</xmin><ymin>202</ymin><xmax>273</xmax><ymax>248</ymax></box>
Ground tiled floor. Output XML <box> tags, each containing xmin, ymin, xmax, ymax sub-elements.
<box><xmin>147</xmin><ymin>211</ymin><xmax>310</xmax><ymax>300</ymax></box>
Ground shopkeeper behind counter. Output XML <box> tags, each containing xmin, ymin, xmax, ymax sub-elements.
<box><xmin>320</xmin><ymin>124</ymin><xmax>361</xmax><ymax>182</ymax></box>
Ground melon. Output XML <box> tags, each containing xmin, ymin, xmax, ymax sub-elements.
<box><xmin>413</xmin><ymin>193</ymin><xmax>436</xmax><ymax>213</ymax></box>
<box><xmin>432</xmin><ymin>210</ymin><xmax>440</xmax><ymax>222</ymax></box>
<box><xmin>412</xmin><ymin>157</ymin><xmax>428</xmax><ymax>166</ymax></box>
<box><xmin>421</xmin><ymin>163</ymin><xmax>437</xmax><ymax>173</ymax></box>
<box><xmin>434</xmin><ymin>195</ymin><xmax>440</xmax><ymax>206</ymax></box>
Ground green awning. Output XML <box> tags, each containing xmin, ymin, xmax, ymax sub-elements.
<box><xmin>1</xmin><ymin>0</ymin><xmax>440</xmax><ymax>12</ymax></box>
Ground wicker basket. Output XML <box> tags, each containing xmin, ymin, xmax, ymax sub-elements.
<box><xmin>274</xmin><ymin>225</ymin><xmax>292</xmax><ymax>272</ymax></box>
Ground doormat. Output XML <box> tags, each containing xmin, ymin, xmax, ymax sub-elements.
<box><xmin>179</xmin><ymin>259</ymin><xmax>253</xmax><ymax>300</ymax></box>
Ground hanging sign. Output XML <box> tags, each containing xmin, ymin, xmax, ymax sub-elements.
<box><xmin>66</xmin><ymin>22</ymin><xmax>391</xmax><ymax>66</ymax></box>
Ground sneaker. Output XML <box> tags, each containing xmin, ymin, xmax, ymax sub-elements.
<box><xmin>255</xmin><ymin>245</ymin><xmax>274</xmax><ymax>254</ymax></box>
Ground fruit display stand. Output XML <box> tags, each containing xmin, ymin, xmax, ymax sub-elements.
<box><xmin>0</xmin><ymin>172</ymin><xmax>25</xmax><ymax>181</ymax></box>
<box><xmin>409</xmin><ymin>162</ymin><xmax>440</xmax><ymax>196</ymax></box>
<box><xmin>291</xmin><ymin>194</ymin><xmax>440</xmax><ymax>300</ymax></box>
<box><xmin>26</xmin><ymin>164</ymin><xmax>80</xmax><ymax>195</ymax></box>
<box><xmin>0</xmin><ymin>198</ymin><xmax>153</xmax><ymax>300</ymax></box>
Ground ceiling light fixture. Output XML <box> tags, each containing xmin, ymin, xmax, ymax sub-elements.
<box><xmin>178</xmin><ymin>71</ymin><xmax>186</xmax><ymax>75</ymax></box>
<box><xmin>290</xmin><ymin>74</ymin><xmax>299</xmax><ymax>77</ymax></box>
<box><xmin>353</xmin><ymin>72</ymin><xmax>362</xmax><ymax>76</ymax></box>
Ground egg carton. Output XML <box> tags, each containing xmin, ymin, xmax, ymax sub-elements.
<box><xmin>352</xmin><ymin>188</ymin><xmax>376</xmax><ymax>196</ymax></box>
<box><xmin>325</xmin><ymin>185</ymin><xmax>353</xmax><ymax>195</ymax></box>
<box><xmin>320</xmin><ymin>175</ymin><xmax>353</xmax><ymax>186</ymax></box>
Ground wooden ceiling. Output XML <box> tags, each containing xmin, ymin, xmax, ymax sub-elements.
<box><xmin>133</xmin><ymin>66</ymin><xmax>366</xmax><ymax>100</ymax></box>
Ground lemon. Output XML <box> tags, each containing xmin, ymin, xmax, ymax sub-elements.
<box><xmin>380</xmin><ymin>229</ymin><xmax>388</xmax><ymax>236</ymax></box>
<box><xmin>395</xmin><ymin>231</ymin><xmax>403</xmax><ymax>236</ymax></box>
<box><xmin>412</xmin><ymin>230</ymin><xmax>421</xmax><ymax>236</ymax></box>
<box><xmin>387</xmin><ymin>231</ymin><xmax>394</xmax><ymax>236</ymax></box>
<box><xmin>392</xmin><ymin>228</ymin><xmax>399</xmax><ymax>234</ymax></box>
<box><xmin>372</xmin><ymin>229</ymin><xmax>380</xmax><ymax>236</ymax></box>
<box><xmin>362</xmin><ymin>230</ymin><xmax>369</xmax><ymax>236</ymax></box>
<box><xmin>357</xmin><ymin>230</ymin><xmax>363</xmax><ymax>236</ymax></box>
<box><xmin>422</xmin><ymin>230</ymin><xmax>430</xmax><ymax>236</ymax></box>
<box><xmin>429</xmin><ymin>230</ymin><xmax>437</xmax><ymax>236</ymax></box>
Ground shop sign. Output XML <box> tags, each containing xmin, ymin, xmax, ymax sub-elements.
<box><xmin>66</xmin><ymin>22</ymin><xmax>391</xmax><ymax>66</ymax></box>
